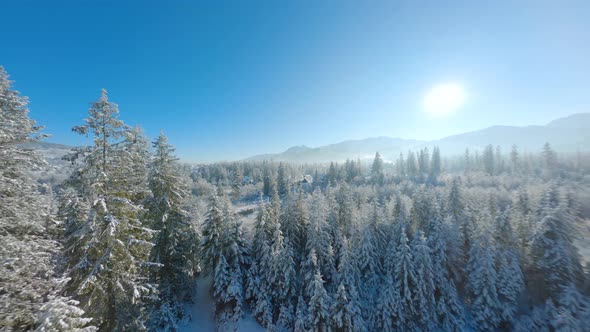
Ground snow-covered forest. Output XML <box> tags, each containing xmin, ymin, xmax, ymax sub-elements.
<box><xmin>2</xmin><ymin>65</ymin><xmax>590</xmax><ymax>332</ymax></box>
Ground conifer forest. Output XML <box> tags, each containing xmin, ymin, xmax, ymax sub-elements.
<box><xmin>1</xmin><ymin>64</ymin><xmax>590</xmax><ymax>332</ymax></box>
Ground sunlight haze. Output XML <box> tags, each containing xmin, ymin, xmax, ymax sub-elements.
<box><xmin>2</xmin><ymin>0</ymin><xmax>589</xmax><ymax>162</ymax></box>
<box><xmin>423</xmin><ymin>83</ymin><xmax>466</xmax><ymax>116</ymax></box>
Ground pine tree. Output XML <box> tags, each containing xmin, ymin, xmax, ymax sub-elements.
<box><xmin>406</xmin><ymin>151</ymin><xmax>418</xmax><ymax>177</ymax></box>
<box><xmin>281</xmin><ymin>190</ymin><xmax>309</xmax><ymax>262</ymax></box>
<box><xmin>448</xmin><ymin>178</ymin><xmax>475</xmax><ymax>289</ymax></box>
<box><xmin>494</xmin><ymin>210</ymin><xmax>524</xmax><ymax>327</ymax></box>
<box><xmin>428</xmin><ymin>220</ymin><xmax>464</xmax><ymax>331</ymax></box>
<box><xmin>468</xmin><ymin>229</ymin><xmax>501</xmax><ymax>331</ymax></box>
<box><xmin>370</xmin><ymin>152</ymin><xmax>384</xmax><ymax>185</ymax></box>
<box><xmin>418</xmin><ymin>147</ymin><xmax>430</xmax><ymax>177</ymax></box>
<box><xmin>355</xmin><ymin>221</ymin><xmax>381</xmax><ymax>329</ymax></box>
<box><xmin>248</xmin><ymin>199</ymin><xmax>273</xmax><ymax>327</ymax></box>
<box><xmin>203</xmin><ymin>192</ymin><xmax>248</xmax><ymax>329</ymax></box>
<box><xmin>376</xmin><ymin>230</ymin><xmax>402</xmax><ymax>332</ymax></box>
<box><xmin>429</xmin><ymin>146</ymin><xmax>441</xmax><ymax>181</ymax></box>
<box><xmin>307</xmin><ymin>270</ymin><xmax>330</xmax><ymax>332</ymax></box>
<box><xmin>212</xmin><ymin>253</ymin><xmax>242</xmax><ymax>330</ymax></box>
<box><xmin>146</xmin><ymin>133</ymin><xmax>199</xmax><ymax>329</ymax></box>
<box><xmin>201</xmin><ymin>191</ymin><xmax>229</xmax><ymax>274</ymax></box>
<box><xmin>368</xmin><ymin>199</ymin><xmax>387</xmax><ymax>253</ymax></box>
<box><xmin>410</xmin><ymin>190</ymin><xmax>435</xmax><ymax>236</ymax></box>
<box><xmin>231</xmin><ymin>166</ymin><xmax>243</xmax><ymax>201</ymax></box>
<box><xmin>1</xmin><ymin>66</ymin><xmax>92</xmax><ymax>330</ymax></box>
<box><xmin>294</xmin><ymin>295</ymin><xmax>308</xmax><ymax>332</ymax></box>
<box><xmin>543</xmin><ymin>142</ymin><xmax>558</xmax><ymax>172</ymax></box>
<box><xmin>307</xmin><ymin>189</ymin><xmax>336</xmax><ymax>286</ymax></box>
<box><xmin>555</xmin><ymin>283</ymin><xmax>589</xmax><ymax>331</ymax></box>
<box><xmin>375</xmin><ymin>272</ymin><xmax>401</xmax><ymax>332</ymax></box>
<box><xmin>396</xmin><ymin>152</ymin><xmax>405</xmax><ymax>176</ymax></box>
<box><xmin>394</xmin><ymin>226</ymin><xmax>416</xmax><ymax>329</ymax></box>
<box><xmin>483</xmin><ymin>144</ymin><xmax>495</xmax><ymax>175</ymax></box>
<box><xmin>62</xmin><ymin>90</ymin><xmax>156</xmax><ymax>331</ymax></box>
<box><xmin>531</xmin><ymin>188</ymin><xmax>583</xmax><ymax>300</ymax></box>
<box><xmin>69</xmin><ymin>89</ymin><xmax>127</xmax><ymax>194</ymax></box>
<box><xmin>327</xmin><ymin>162</ymin><xmax>338</xmax><ymax>187</ymax></box>
<box><xmin>510</xmin><ymin>144</ymin><xmax>520</xmax><ymax>173</ymax></box>
<box><xmin>330</xmin><ymin>237</ymin><xmax>364</xmax><ymax>332</ymax></box>
<box><xmin>262</xmin><ymin>164</ymin><xmax>277</xmax><ymax>197</ymax></box>
<box><xmin>411</xmin><ymin>231</ymin><xmax>435</xmax><ymax>331</ymax></box>
<box><xmin>268</xmin><ymin>222</ymin><xmax>297</xmax><ymax>327</ymax></box>
<box><xmin>335</xmin><ymin>184</ymin><xmax>355</xmax><ymax>237</ymax></box>
<box><xmin>277</xmin><ymin>162</ymin><xmax>289</xmax><ymax>197</ymax></box>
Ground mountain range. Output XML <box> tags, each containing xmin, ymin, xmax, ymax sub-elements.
<box><xmin>247</xmin><ymin>113</ymin><xmax>590</xmax><ymax>163</ymax></box>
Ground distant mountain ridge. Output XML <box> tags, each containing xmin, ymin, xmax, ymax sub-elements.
<box><xmin>246</xmin><ymin>113</ymin><xmax>590</xmax><ymax>163</ymax></box>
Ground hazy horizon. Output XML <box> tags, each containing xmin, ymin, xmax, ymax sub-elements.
<box><xmin>3</xmin><ymin>0</ymin><xmax>590</xmax><ymax>161</ymax></box>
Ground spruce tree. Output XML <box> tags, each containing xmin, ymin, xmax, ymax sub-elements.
<box><xmin>428</xmin><ymin>220</ymin><xmax>464</xmax><ymax>331</ymax></box>
<box><xmin>429</xmin><ymin>146</ymin><xmax>441</xmax><ymax>180</ymax></box>
<box><xmin>494</xmin><ymin>210</ymin><xmax>524</xmax><ymax>327</ymax></box>
<box><xmin>0</xmin><ymin>66</ymin><xmax>94</xmax><ymax>330</ymax></box>
<box><xmin>531</xmin><ymin>188</ymin><xmax>583</xmax><ymax>300</ymax></box>
<box><xmin>307</xmin><ymin>270</ymin><xmax>330</xmax><ymax>332</ymax></box>
<box><xmin>394</xmin><ymin>226</ymin><xmax>416</xmax><ymax>330</ymax></box>
<box><xmin>331</xmin><ymin>237</ymin><xmax>364</xmax><ymax>332</ymax></box>
<box><xmin>411</xmin><ymin>231</ymin><xmax>436</xmax><ymax>331</ymax></box>
<box><xmin>376</xmin><ymin>231</ymin><xmax>402</xmax><ymax>332</ymax></box>
<box><xmin>307</xmin><ymin>188</ymin><xmax>336</xmax><ymax>286</ymax></box>
<box><xmin>370</xmin><ymin>152</ymin><xmax>384</xmax><ymax>185</ymax></box>
<box><xmin>146</xmin><ymin>133</ymin><xmax>200</xmax><ymax>329</ymax></box>
<box><xmin>268</xmin><ymin>222</ymin><xmax>296</xmax><ymax>327</ymax></box>
<box><xmin>65</xmin><ymin>90</ymin><xmax>156</xmax><ymax>331</ymax></box>
<box><xmin>248</xmin><ymin>199</ymin><xmax>273</xmax><ymax>327</ymax></box>
<box><xmin>468</xmin><ymin>229</ymin><xmax>501</xmax><ymax>331</ymax></box>
<box><xmin>406</xmin><ymin>151</ymin><xmax>418</xmax><ymax>177</ymax></box>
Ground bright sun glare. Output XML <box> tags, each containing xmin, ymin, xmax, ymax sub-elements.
<box><xmin>423</xmin><ymin>83</ymin><xmax>466</xmax><ymax>116</ymax></box>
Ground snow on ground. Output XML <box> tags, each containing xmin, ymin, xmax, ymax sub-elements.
<box><xmin>178</xmin><ymin>277</ymin><xmax>265</xmax><ymax>332</ymax></box>
<box><xmin>233</xmin><ymin>203</ymin><xmax>257</xmax><ymax>214</ymax></box>
<box><xmin>233</xmin><ymin>203</ymin><xmax>259</xmax><ymax>232</ymax></box>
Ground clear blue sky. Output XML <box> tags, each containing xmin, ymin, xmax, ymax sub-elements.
<box><xmin>2</xmin><ymin>0</ymin><xmax>589</xmax><ymax>161</ymax></box>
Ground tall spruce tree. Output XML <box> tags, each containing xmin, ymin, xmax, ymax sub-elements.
<box><xmin>330</xmin><ymin>237</ymin><xmax>364</xmax><ymax>332</ymax></box>
<box><xmin>530</xmin><ymin>186</ymin><xmax>583</xmax><ymax>300</ymax></box>
<box><xmin>65</xmin><ymin>89</ymin><xmax>156</xmax><ymax>331</ymax></box>
<box><xmin>370</xmin><ymin>152</ymin><xmax>384</xmax><ymax>185</ymax></box>
<box><xmin>468</xmin><ymin>229</ymin><xmax>501</xmax><ymax>331</ymax></box>
<box><xmin>146</xmin><ymin>133</ymin><xmax>200</xmax><ymax>330</ymax></box>
<box><xmin>411</xmin><ymin>231</ymin><xmax>436</xmax><ymax>331</ymax></box>
<box><xmin>395</xmin><ymin>226</ymin><xmax>416</xmax><ymax>330</ymax></box>
<box><xmin>0</xmin><ymin>66</ymin><xmax>95</xmax><ymax>331</ymax></box>
<box><xmin>494</xmin><ymin>210</ymin><xmax>524</xmax><ymax>327</ymax></box>
<box><xmin>428</xmin><ymin>219</ymin><xmax>464</xmax><ymax>331</ymax></box>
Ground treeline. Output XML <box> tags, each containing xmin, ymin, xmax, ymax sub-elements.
<box><xmin>190</xmin><ymin>142</ymin><xmax>588</xmax><ymax>201</ymax></box>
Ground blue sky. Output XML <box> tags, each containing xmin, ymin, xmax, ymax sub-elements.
<box><xmin>2</xmin><ymin>0</ymin><xmax>589</xmax><ymax>161</ymax></box>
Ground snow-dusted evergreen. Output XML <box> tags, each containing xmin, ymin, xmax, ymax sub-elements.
<box><xmin>468</xmin><ymin>227</ymin><xmax>501</xmax><ymax>331</ymax></box>
<box><xmin>0</xmin><ymin>67</ymin><xmax>95</xmax><ymax>331</ymax></box>
<box><xmin>63</xmin><ymin>90</ymin><xmax>157</xmax><ymax>331</ymax></box>
<box><xmin>147</xmin><ymin>133</ymin><xmax>200</xmax><ymax>330</ymax></box>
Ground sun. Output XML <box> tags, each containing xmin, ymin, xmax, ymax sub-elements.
<box><xmin>423</xmin><ymin>83</ymin><xmax>466</xmax><ymax>116</ymax></box>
